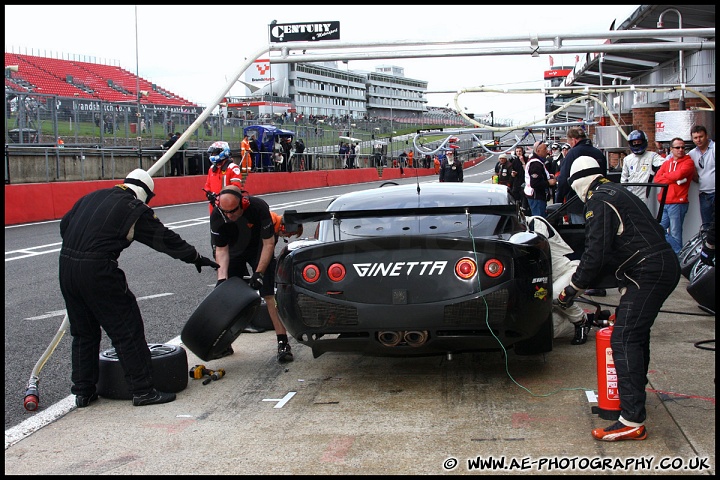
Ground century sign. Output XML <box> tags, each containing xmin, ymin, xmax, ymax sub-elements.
<box><xmin>269</xmin><ymin>21</ymin><xmax>340</xmax><ymax>43</ymax></box>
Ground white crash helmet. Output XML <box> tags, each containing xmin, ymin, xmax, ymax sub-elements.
<box><xmin>124</xmin><ymin>168</ymin><xmax>155</xmax><ymax>204</ymax></box>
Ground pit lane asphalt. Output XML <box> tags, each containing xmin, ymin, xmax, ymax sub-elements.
<box><xmin>5</xmin><ymin>254</ymin><xmax>715</xmax><ymax>475</ymax></box>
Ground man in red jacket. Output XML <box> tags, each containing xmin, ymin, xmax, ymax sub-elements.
<box><xmin>654</xmin><ymin>137</ymin><xmax>697</xmax><ymax>253</ymax></box>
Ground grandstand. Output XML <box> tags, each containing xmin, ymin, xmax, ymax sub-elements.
<box><xmin>5</xmin><ymin>53</ymin><xmax>195</xmax><ymax>107</ymax></box>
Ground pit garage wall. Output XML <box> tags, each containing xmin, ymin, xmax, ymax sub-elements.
<box><xmin>5</xmin><ymin>158</ymin><xmax>483</xmax><ymax>225</ymax></box>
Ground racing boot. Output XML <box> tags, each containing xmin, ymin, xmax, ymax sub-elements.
<box><xmin>133</xmin><ymin>388</ymin><xmax>176</xmax><ymax>407</ymax></box>
<box><xmin>277</xmin><ymin>341</ymin><xmax>294</xmax><ymax>363</ymax></box>
<box><xmin>571</xmin><ymin>314</ymin><xmax>591</xmax><ymax>345</ymax></box>
<box><xmin>75</xmin><ymin>392</ymin><xmax>98</xmax><ymax>408</ymax></box>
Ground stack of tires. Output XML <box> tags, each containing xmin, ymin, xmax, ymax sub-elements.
<box><xmin>681</xmin><ymin>228</ymin><xmax>715</xmax><ymax>314</ymax></box>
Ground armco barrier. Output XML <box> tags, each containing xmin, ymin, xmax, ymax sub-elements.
<box><xmin>6</xmin><ymin>163</ymin><xmax>483</xmax><ymax>226</ymax></box>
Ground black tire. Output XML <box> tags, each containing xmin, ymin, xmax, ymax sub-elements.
<box><xmin>679</xmin><ymin>234</ymin><xmax>704</xmax><ymax>279</ymax></box>
<box><xmin>97</xmin><ymin>343</ymin><xmax>188</xmax><ymax>400</ymax></box>
<box><xmin>686</xmin><ymin>263</ymin><xmax>715</xmax><ymax>313</ymax></box>
<box><xmin>514</xmin><ymin>313</ymin><xmax>554</xmax><ymax>356</ymax></box>
<box><xmin>181</xmin><ymin>277</ymin><xmax>261</xmax><ymax>361</ymax></box>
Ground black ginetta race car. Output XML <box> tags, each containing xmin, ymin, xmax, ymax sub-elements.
<box><xmin>276</xmin><ymin>182</ymin><xmax>554</xmax><ymax>358</ymax></box>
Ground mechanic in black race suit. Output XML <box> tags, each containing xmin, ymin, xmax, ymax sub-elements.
<box><xmin>555</xmin><ymin>156</ymin><xmax>680</xmax><ymax>442</ymax></box>
<box><xmin>210</xmin><ymin>185</ymin><xmax>294</xmax><ymax>362</ymax></box>
<box><xmin>59</xmin><ymin>169</ymin><xmax>218</xmax><ymax>408</ymax></box>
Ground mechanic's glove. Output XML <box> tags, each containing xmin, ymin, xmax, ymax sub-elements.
<box><xmin>248</xmin><ymin>271</ymin><xmax>264</xmax><ymax>290</ymax></box>
<box><xmin>556</xmin><ymin>285</ymin><xmax>581</xmax><ymax>309</ymax></box>
<box><xmin>700</xmin><ymin>241</ymin><xmax>715</xmax><ymax>266</ymax></box>
<box><xmin>215</xmin><ymin>278</ymin><xmax>226</xmax><ymax>288</ymax></box>
<box><xmin>194</xmin><ymin>255</ymin><xmax>219</xmax><ymax>273</ymax></box>
<box><xmin>204</xmin><ymin>189</ymin><xmax>217</xmax><ymax>204</ymax></box>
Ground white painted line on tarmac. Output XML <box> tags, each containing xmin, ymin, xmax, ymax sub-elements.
<box><xmin>262</xmin><ymin>391</ymin><xmax>297</xmax><ymax>409</ymax></box>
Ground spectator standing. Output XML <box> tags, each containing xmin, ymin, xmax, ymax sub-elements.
<box><xmin>510</xmin><ymin>146</ymin><xmax>529</xmax><ymax>213</ymax></box>
<box><xmin>248</xmin><ymin>135</ymin><xmax>260</xmax><ymax>172</ymax></box>
<box><xmin>339</xmin><ymin>142</ymin><xmax>349</xmax><ymax>169</ymax></box>
<box><xmin>348</xmin><ymin>143</ymin><xmax>357</xmax><ymax>168</ymax></box>
<box><xmin>398</xmin><ymin>150</ymin><xmax>408</xmax><ymax>168</ymax></box>
<box><xmin>556</xmin><ymin>156</ymin><xmax>680</xmax><ymax>442</ymax></box>
<box><xmin>438</xmin><ymin>150</ymin><xmax>463</xmax><ymax>182</ymax></box>
<box><xmin>433</xmin><ymin>155</ymin><xmax>441</xmax><ymax>174</ymax></box>
<box><xmin>140</xmin><ymin>118</ymin><xmax>147</xmax><ymax>134</ymax></box>
<box><xmin>173</xmin><ymin>132</ymin><xmax>185</xmax><ymax>176</ymax></box>
<box><xmin>210</xmin><ymin>186</ymin><xmax>296</xmax><ymax>361</ymax></box>
<box><xmin>555</xmin><ymin>126</ymin><xmax>606</xmax><ymax>225</ymax></box>
<box><xmin>407</xmin><ymin>149</ymin><xmax>414</xmax><ymax>168</ymax></box>
<box><xmin>688</xmin><ymin>125</ymin><xmax>715</xmax><ymax>229</ymax></box>
<box><xmin>546</xmin><ymin>143</ymin><xmax>560</xmax><ymax>201</ymax></box>
<box><xmin>59</xmin><ymin>169</ymin><xmax>218</xmax><ymax>408</ymax></box>
<box><xmin>240</xmin><ymin>134</ymin><xmax>252</xmax><ymax>174</ymax></box>
<box><xmin>282</xmin><ymin>137</ymin><xmax>294</xmax><ymax>172</ymax></box>
<box><xmin>494</xmin><ymin>153</ymin><xmax>514</xmax><ymax>188</ymax></box>
<box><xmin>294</xmin><ymin>138</ymin><xmax>306</xmax><ymax>170</ymax></box>
<box><xmin>162</xmin><ymin>132</ymin><xmax>180</xmax><ymax>176</ymax></box>
<box><xmin>654</xmin><ymin>138</ymin><xmax>697</xmax><ymax>253</ymax></box>
<box><xmin>274</xmin><ymin>138</ymin><xmax>285</xmax><ymax>171</ymax></box>
<box><xmin>524</xmin><ymin>141</ymin><xmax>556</xmax><ymax>217</ymax></box>
<box><xmin>620</xmin><ymin>129</ymin><xmax>665</xmax><ymax>205</ymax></box>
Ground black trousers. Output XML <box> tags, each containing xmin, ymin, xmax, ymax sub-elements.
<box><xmin>611</xmin><ymin>249</ymin><xmax>680</xmax><ymax>424</ymax></box>
<box><xmin>59</xmin><ymin>256</ymin><xmax>154</xmax><ymax>397</ymax></box>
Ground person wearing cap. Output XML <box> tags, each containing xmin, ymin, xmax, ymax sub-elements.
<box><xmin>494</xmin><ymin>153</ymin><xmax>514</xmax><ymax>188</ymax></box>
<box><xmin>438</xmin><ymin>148</ymin><xmax>463</xmax><ymax>182</ymax></box>
<box><xmin>59</xmin><ymin>169</ymin><xmax>218</xmax><ymax>408</ymax></box>
<box><xmin>556</xmin><ymin>156</ymin><xmax>680</xmax><ymax>442</ymax></box>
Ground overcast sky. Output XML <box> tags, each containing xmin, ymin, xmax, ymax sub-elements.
<box><xmin>5</xmin><ymin>4</ymin><xmax>640</xmax><ymax>123</ymax></box>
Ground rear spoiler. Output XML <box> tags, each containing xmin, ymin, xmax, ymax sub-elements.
<box><xmin>283</xmin><ymin>205</ymin><xmax>518</xmax><ymax>231</ymax></box>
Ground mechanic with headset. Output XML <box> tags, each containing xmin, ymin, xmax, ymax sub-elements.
<box><xmin>556</xmin><ymin>156</ymin><xmax>680</xmax><ymax>442</ymax></box>
<box><xmin>59</xmin><ymin>169</ymin><xmax>218</xmax><ymax>408</ymax></box>
<box><xmin>620</xmin><ymin>130</ymin><xmax>666</xmax><ymax>205</ymax></box>
<box><xmin>210</xmin><ymin>185</ymin><xmax>296</xmax><ymax>362</ymax></box>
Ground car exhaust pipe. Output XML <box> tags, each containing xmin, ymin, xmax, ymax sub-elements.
<box><xmin>404</xmin><ymin>330</ymin><xmax>429</xmax><ymax>347</ymax></box>
<box><xmin>378</xmin><ymin>331</ymin><xmax>404</xmax><ymax>347</ymax></box>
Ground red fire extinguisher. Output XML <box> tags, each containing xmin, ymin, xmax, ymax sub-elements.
<box><xmin>592</xmin><ymin>325</ymin><xmax>621</xmax><ymax>420</ymax></box>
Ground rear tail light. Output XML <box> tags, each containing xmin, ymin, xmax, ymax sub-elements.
<box><xmin>327</xmin><ymin>263</ymin><xmax>346</xmax><ymax>282</ymax></box>
<box><xmin>302</xmin><ymin>264</ymin><xmax>321</xmax><ymax>283</ymax></box>
<box><xmin>455</xmin><ymin>257</ymin><xmax>477</xmax><ymax>280</ymax></box>
<box><xmin>483</xmin><ymin>258</ymin><xmax>504</xmax><ymax>277</ymax></box>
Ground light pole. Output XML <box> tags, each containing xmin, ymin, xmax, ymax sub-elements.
<box><xmin>343</xmin><ymin>60</ymin><xmax>350</xmax><ymax>136</ymax></box>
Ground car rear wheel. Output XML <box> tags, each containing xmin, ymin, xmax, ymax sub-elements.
<box><xmin>679</xmin><ymin>233</ymin><xmax>704</xmax><ymax>279</ymax></box>
<box><xmin>686</xmin><ymin>262</ymin><xmax>715</xmax><ymax>313</ymax></box>
<box><xmin>181</xmin><ymin>277</ymin><xmax>261</xmax><ymax>361</ymax></box>
<box><xmin>97</xmin><ymin>343</ymin><xmax>188</xmax><ymax>400</ymax></box>
<box><xmin>513</xmin><ymin>313</ymin><xmax>554</xmax><ymax>356</ymax></box>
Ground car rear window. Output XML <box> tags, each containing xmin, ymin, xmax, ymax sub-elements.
<box><xmin>323</xmin><ymin>214</ymin><xmax>504</xmax><ymax>239</ymax></box>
